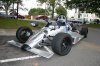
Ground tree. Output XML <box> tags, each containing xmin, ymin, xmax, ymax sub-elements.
<box><xmin>37</xmin><ymin>0</ymin><xmax>47</xmax><ymax>4</ymax></box>
<box><xmin>49</xmin><ymin>0</ymin><xmax>56</xmax><ymax>19</ymax></box>
<box><xmin>0</xmin><ymin>1</ymin><xmax>3</xmax><ymax>10</ymax></box>
<box><xmin>14</xmin><ymin>0</ymin><xmax>22</xmax><ymax>18</ymax></box>
<box><xmin>0</xmin><ymin>0</ymin><xmax>12</xmax><ymax>15</ymax></box>
<box><xmin>28</xmin><ymin>8</ymin><xmax>48</xmax><ymax>16</ymax></box>
<box><xmin>37</xmin><ymin>0</ymin><xmax>67</xmax><ymax>19</ymax></box>
<box><xmin>66</xmin><ymin>0</ymin><xmax>100</xmax><ymax>17</ymax></box>
<box><xmin>0</xmin><ymin>0</ymin><xmax>22</xmax><ymax>16</ymax></box>
<box><xmin>0</xmin><ymin>6</ymin><xmax>3</xmax><ymax>10</ymax></box>
<box><xmin>56</xmin><ymin>5</ymin><xmax>66</xmax><ymax>16</ymax></box>
<box><xmin>11</xmin><ymin>0</ymin><xmax>27</xmax><ymax>18</ymax></box>
<box><xmin>37</xmin><ymin>0</ymin><xmax>56</xmax><ymax>19</ymax></box>
<box><xmin>10</xmin><ymin>0</ymin><xmax>14</xmax><ymax>17</ymax></box>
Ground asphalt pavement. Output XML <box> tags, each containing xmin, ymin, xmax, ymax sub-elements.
<box><xmin>0</xmin><ymin>28</ymin><xmax>100</xmax><ymax>66</ymax></box>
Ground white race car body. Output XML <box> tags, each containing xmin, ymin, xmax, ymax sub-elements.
<box><xmin>25</xmin><ymin>23</ymin><xmax>83</xmax><ymax>49</ymax></box>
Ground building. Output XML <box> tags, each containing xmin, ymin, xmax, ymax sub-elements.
<box><xmin>80</xmin><ymin>13</ymin><xmax>100</xmax><ymax>23</ymax></box>
<box><xmin>73</xmin><ymin>9</ymin><xmax>100</xmax><ymax>24</ymax></box>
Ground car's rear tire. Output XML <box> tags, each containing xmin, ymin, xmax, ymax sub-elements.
<box><xmin>51</xmin><ymin>33</ymin><xmax>72</xmax><ymax>56</ymax></box>
<box><xmin>16</xmin><ymin>26</ymin><xmax>33</xmax><ymax>43</ymax></box>
<box><xmin>80</xmin><ymin>26</ymin><xmax>88</xmax><ymax>38</ymax></box>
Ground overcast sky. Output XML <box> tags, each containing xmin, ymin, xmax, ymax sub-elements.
<box><xmin>19</xmin><ymin>0</ymin><xmax>46</xmax><ymax>15</ymax></box>
<box><xmin>19</xmin><ymin>0</ymin><xmax>37</xmax><ymax>15</ymax></box>
<box><xmin>23</xmin><ymin>0</ymin><xmax>38</xmax><ymax>9</ymax></box>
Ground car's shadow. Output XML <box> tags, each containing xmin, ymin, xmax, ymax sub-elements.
<box><xmin>0</xmin><ymin>36</ymin><xmax>17</xmax><ymax>45</ymax></box>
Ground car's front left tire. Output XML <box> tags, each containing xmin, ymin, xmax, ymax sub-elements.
<box><xmin>16</xmin><ymin>26</ymin><xmax>33</xmax><ymax>43</ymax></box>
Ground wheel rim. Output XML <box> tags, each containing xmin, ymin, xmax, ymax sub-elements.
<box><xmin>61</xmin><ymin>37</ymin><xmax>70</xmax><ymax>52</ymax></box>
<box><xmin>19</xmin><ymin>29</ymin><xmax>31</xmax><ymax>41</ymax></box>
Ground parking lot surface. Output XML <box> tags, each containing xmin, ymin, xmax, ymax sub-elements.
<box><xmin>0</xmin><ymin>28</ymin><xmax>100</xmax><ymax>66</ymax></box>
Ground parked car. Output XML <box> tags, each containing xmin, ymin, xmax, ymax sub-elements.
<box><xmin>15</xmin><ymin>13</ymin><xmax>25</xmax><ymax>19</ymax></box>
<box><xmin>36</xmin><ymin>15</ymin><xmax>48</xmax><ymax>20</ymax></box>
<box><xmin>0</xmin><ymin>12</ymin><xmax>15</xmax><ymax>18</ymax></box>
<box><xmin>94</xmin><ymin>19</ymin><xmax>100</xmax><ymax>24</ymax></box>
<box><xmin>69</xmin><ymin>20</ymin><xmax>83</xmax><ymax>26</ymax></box>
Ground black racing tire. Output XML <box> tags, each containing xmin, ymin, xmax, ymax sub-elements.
<box><xmin>51</xmin><ymin>33</ymin><xmax>72</xmax><ymax>56</ymax></box>
<box><xmin>16</xmin><ymin>26</ymin><xmax>33</xmax><ymax>43</ymax></box>
<box><xmin>80</xmin><ymin>26</ymin><xmax>88</xmax><ymax>38</ymax></box>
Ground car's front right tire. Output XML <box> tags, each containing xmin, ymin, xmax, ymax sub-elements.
<box><xmin>51</xmin><ymin>33</ymin><xmax>72</xmax><ymax>56</ymax></box>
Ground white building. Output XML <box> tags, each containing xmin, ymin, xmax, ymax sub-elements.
<box><xmin>73</xmin><ymin>10</ymin><xmax>100</xmax><ymax>24</ymax></box>
<box><xmin>80</xmin><ymin>13</ymin><xmax>100</xmax><ymax>22</ymax></box>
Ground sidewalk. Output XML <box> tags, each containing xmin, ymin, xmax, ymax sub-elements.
<box><xmin>0</xmin><ymin>29</ymin><xmax>38</xmax><ymax>36</ymax></box>
<box><xmin>0</xmin><ymin>29</ymin><xmax>16</xmax><ymax>36</ymax></box>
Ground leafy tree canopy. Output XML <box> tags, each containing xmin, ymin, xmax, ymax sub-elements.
<box><xmin>0</xmin><ymin>0</ymin><xmax>22</xmax><ymax>15</ymax></box>
<box><xmin>37</xmin><ymin>0</ymin><xmax>47</xmax><ymax>4</ymax></box>
<box><xmin>28</xmin><ymin>8</ymin><xmax>49</xmax><ymax>16</ymax></box>
<box><xmin>37</xmin><ymin>0</ymin><xmax>56</xmax><ymax>19</ymax></box>
<box><xmin>56</xmin><ymin>5</ymin><xmax>67</xmax><ymax>16</ymax></box>
<box><xmin>66</xmin><ymin>0</ymin><xmax>100</xmax><ymax>17</ymax></box>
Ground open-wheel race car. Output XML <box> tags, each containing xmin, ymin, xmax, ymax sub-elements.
<box><xmin>0</xmin><ymin>15</ymin><xmax>88</xmax><ymax>63</ymax></box>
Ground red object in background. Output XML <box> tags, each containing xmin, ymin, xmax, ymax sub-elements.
<box><xmin>15</xmin><ymin>13</ymin><xmax>25</xmax><ymax>19</ymax></box>
<box><xmin>36</xmin><ymin>15</ymin><xmax>48</xmax><ymax>20</ymax></box>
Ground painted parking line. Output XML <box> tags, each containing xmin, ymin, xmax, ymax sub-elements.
<box><xmin>0</xmin><ymin>55</ymin><xmax>40</xmax><ymax>63</ymax></box>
